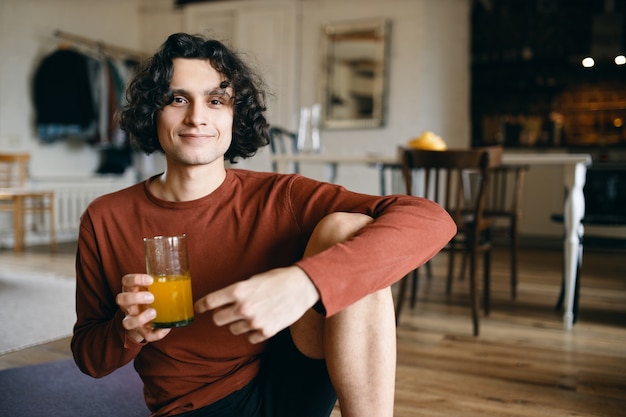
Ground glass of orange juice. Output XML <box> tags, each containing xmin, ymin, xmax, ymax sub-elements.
<box><xmin>144</xmin><ymin>235</ymin><xmax>194</xmax><ymax>328</ymax></box>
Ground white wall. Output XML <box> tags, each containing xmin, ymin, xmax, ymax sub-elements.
<box><xmin>295</xmin><ymin>0</ymin><xmax>470</xmax><ymax>193</ymax></box>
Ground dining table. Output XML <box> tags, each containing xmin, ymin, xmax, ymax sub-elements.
<box><xmin>270</xmin><ymin>151</ymin><xmax>593</xmax><ymax>330</ymax></box>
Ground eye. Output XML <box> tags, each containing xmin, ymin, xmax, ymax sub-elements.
<box><xmin>171</xmin><ymin>95</ymin><xmax>188</xmax><ymax>106</ymax></box>
<box><xmin>208</xmin><ymin>94</ymin><xmax>232</xmax><ymax>108</ymax></box>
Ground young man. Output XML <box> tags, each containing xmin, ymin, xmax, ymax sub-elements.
<box><xmin>71</xmin><ymin>33</ymin><xmax>456</xmax><ymax>417</ymax></box>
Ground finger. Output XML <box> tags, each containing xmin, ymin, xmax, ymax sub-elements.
<box><xmin>248</xmin><ymin>332</ymin><xmax>265</xmax><ymax>344</ymax></box>
<box><xmin>127</xmin><ymin>323</ymin><xmax>171</xmax><ymax>344</ymax></box>
<box><xmin>227</xmin><ymin>314</ymin><xmax>279</xmax><ymax>342</ymax></box>
<box><xmin>248</xmin><ymin>328</ymin><xmax>276</xmax><ymax>344</ymax></box>
<box><xmin>116</xmin><ymin>290</ymin><xmax>154</xmax><ymax>313</ymax></box>
<box><xmin>229</xmin><ymin>319</ymin><xmax>253</xmax><ymax>336</ymax></box>
<box><xmin>226</xmin><ymin>320</ymin><xmax>275</xmax><ymax>343</ymax></box>
<box><xmin>121</xmin><ymin>273</ymin><xmax>153</xmax><ymax>290</ymax></box>
<box><xmin>144</xmin><ymin>328</ymin><xmax>171</xmax><ymax>343</ymax></box>
<box><xmin>211</xmin><ymin>304</ymin><xmax>242</xmax><ymax>327</ymax></box>
<box><xmin>121</xmin><ymin>307</ymin><xmax>157</xmax><ymax>331</ymax></box>
<box><xmin>195</xmin><ymin>288</ymin><xmax>235</xmax><ymax>314</ymax></box>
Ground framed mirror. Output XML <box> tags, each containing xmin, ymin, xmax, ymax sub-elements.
<box><xmin>319</xmin><ymin>18</ymin><xmax>390</xmax><ymax>129</ymax></box>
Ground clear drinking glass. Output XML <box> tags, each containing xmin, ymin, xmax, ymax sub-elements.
<box><xmin>143</xmin><ymin>235</ymin><xmax>194</xmax><ymax>328</ymax></box>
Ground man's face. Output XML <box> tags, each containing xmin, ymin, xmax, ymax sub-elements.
<box><xmin>156</xmin><ymin>58</ymin><xmax>234</xmax><ymax>169</ymax></box>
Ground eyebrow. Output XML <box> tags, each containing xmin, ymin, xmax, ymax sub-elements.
<box><xmin>170</xmin><ymin>87</ymin><xmax>232</xmax><ymax>99</ymax></box>
<box><xmin>210</xmin><ymin>87</ymin><xmax>233</xmax><ymax>99</ymax></box>
<box><xmin>170</xmin><ymin>88</ymin><xmax>230</xmax><ymax>96</ymax></box>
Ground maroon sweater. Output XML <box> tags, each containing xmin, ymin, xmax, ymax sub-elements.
<box><xmin>71</xmin><ymin>169</ymin><xmax>455</xmax><ymax>416</ymax></box>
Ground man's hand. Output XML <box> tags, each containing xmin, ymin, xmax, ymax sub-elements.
<box><xmin>116</xmin><ymin>273</ymin><xmax>171</xmax><ymax>343</ymax></box>
<box><xmin>195</xmin><ymin>266</ymin><xmax>320</xmax><ymax>344</ymax></box>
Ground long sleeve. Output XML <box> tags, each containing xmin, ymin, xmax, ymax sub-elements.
<box><xmin>72</xmin><ymin>210</ymin><xmax>144</xmax><ymax>377</ymax></box>
<box><xmin>289</xmin><ymin>176</ymin><xmax>456</xmax><ymax>316</ymax></box>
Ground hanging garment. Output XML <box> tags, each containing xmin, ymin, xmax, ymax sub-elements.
<box><xmin>33</xmin><ymin>48</ymin><xmax>97</xmax><ymax>142</ymax></box>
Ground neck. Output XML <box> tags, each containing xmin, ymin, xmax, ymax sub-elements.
<box><xmin>150</xmin><ymin>164</ymin><xmax>227</xmax><ymax>202</ymax></box>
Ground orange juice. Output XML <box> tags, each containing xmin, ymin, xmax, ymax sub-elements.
<box><xmin>149</xmin><ymin>274</ymin><xmax>194</xmax><ymax>328</ymax></box>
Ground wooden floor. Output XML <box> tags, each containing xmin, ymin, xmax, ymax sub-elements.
<box><xmin>1</xmin><ymin>242</ymin><xmax>625</xmax><ymax>416</ymax></box>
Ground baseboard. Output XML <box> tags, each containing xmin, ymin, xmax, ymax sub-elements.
<box><xmin>0</xmin><ymin>231</ymin><xmax>77</xmax><ymax>250</ymax></box>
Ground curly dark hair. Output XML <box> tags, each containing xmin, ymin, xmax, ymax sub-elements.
<box><xmin>119</xmin><ymin>33</ymin><xmax>269</xmax><ymax>163</ymax></box>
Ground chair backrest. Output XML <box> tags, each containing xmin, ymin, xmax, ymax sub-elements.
<box><xmin>0</xmin><ymin>153</ymin><xmax>30</xmax><ymax>188</ymax></box>
<box><xmin>268</xmin><ymin>126</ymin><xmax>299</xmax><ymax>173</ymax></box>
<box><xmin>268</xmin><ymin>126</ymin><xmax>298</xmax><ymax>156</ymax></box>
<box><xmin>484</xmin><ymin>164</ymin><xmax>529</xmax><ymax>218</ymax></box>
<box><xmin>399</xmin><ymin>147</ymin><xmax>502</xmax><ymax>232</ymax></box>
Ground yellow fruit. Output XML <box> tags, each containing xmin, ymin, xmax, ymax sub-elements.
<box><xmin>407</xmin><ymin>131</ymin><xmax>447</xmax><ymax>151</ymax></box>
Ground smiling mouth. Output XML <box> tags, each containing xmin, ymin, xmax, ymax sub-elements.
<box><xmin>180</xmin><ymin>133</ymin><xmax>215</xmax><ymax>139</ymax></box>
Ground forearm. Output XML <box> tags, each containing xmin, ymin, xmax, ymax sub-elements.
<box><xmin>71</xmin><ymin>306</ymin><xmax>143</xmax><ymax>377</ymax></box>
<box><xmin>72</xmin><ymin>218</ymin><xmax>145</xmax><ymax>376</ymax></box>
<box><xmin>297</xmin><ymin>196</ymin><xmax>456</xmax><ymax>316</ymax></box>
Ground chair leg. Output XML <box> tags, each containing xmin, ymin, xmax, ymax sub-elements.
<box><xmin>446</xmin><ymin>252</ymin><xmax>455</xmax><ymax>295</ymax></box>
<box><xmin>573</xmin><ymin>246</ymin><xmax>581</xmax><ymax>323</ymax></box>
<box><xmin>483</xmin><ymin>248</ymin><xmax>491</xmax><ymax>316</ymax></box>
<box><xmin>409</xmin><ymin>269</ymin><xmax>419</xmax><ymax>308</ymax></box>
<box><xmin>395</xmin><ymin>273</ymin><xmax>409</xmax><ymax>326</ymax></box>
<box><xmin>395</xmin><ymin>268</ymin><xmax>421</xmax><ymax>326</ymax></box>
<box><xmin>556</xmin><ymin>248</ymin><xmax>565</xmax><ymax>311</ymax></box>
<box><xmin>459</xmin><ymin>252</ymin><xmax>467</xmax><ymax>281</ymax></box>
<box><xmin>510</xmin><ymin>224</ymin><xmax>518</xmax><ymax>300</ymax></box>
<box><xmin>468</xmin><ymin>249</ymin><xmax>480</xmax><ymax>337</ymax></box>
<box><xmin>49</xmin><ymin>194</ymin><xmax>57</xmax><ymax>252</ymax></box>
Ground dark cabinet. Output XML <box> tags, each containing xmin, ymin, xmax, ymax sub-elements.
<box><xmin>471</xmin><ymin>0</ymin><xmax>626</xmax><ymax>150</ymax></box>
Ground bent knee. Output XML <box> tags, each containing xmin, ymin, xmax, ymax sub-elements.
<box><xmin>312</xmin><ymin>212</ymin><xmax>374</xmax><ymax>247</ymax></box>
<box><xmin>346</xmin><ymin>286</ymin><xmax>394</xmax><ymax>315</ymax></box>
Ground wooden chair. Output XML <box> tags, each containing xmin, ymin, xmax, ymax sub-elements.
<box><xmin>456</xmin><ymin>164</ymin><xmax>529</xmax><ymax>300</ymax></box>
<box><xmin>395</xmin><ymin>146</ymin><xmax>502</xmax><ymax>336</ymax></box>
<box><xmin>268</xmin><ymin>126</ymin><xmax>300</xmax><ymax>173</ymax></box>
<box><xmin>0</xmin><ymin>153</ymin><xmax>56</xmax><ymax>253</ymax></box>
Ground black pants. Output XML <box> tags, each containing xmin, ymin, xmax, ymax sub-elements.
<box><xmin>176</xmin><ymin>329</ymin><xmax>337</xmax><ymax>417</ymax></box>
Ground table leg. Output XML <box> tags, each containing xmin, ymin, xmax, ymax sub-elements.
<box><xmin>375</xmin><ymin>163</ymin><xmax>401</xmax><ymax>196</ymax></box>
<box><xmin>562</xmin><ymin>162</ymin><xmax>587</xmax><ymax>329</ymax></box>
<box><xmin>376</xmin><ymin>163</ymin><xmax>387</xmax><ymax>195</ymax></box>
<box><xmin>13</xmin><ymin>195</ymin><xmax>25</xmax><ymax>254</ymax></box>
<box><xmin>325</xmin><ymin>162</ymin><xmax>338</xmax><ymax>183</ymax></box>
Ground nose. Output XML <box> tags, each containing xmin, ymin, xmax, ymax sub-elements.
<box><xmin>184</xmin><ymin>101</ymin><xmax>208</xmax><ymax>126</ymax></box>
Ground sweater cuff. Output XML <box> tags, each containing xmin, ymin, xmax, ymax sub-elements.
<box><xmin>114</xmin><ymin>309</ymin><xmax>146</xmax><ymax>349</ymax></box>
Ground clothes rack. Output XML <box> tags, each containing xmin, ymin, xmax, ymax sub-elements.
<box><xmin>54</xmin><ymin>30</ymin><xmax>147</xmax><ymax>60</ymax></box>
<box><xmin>36</xmin><ymin>30</ymin><xmax>145</xmax><ymax>153</ymax></box>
